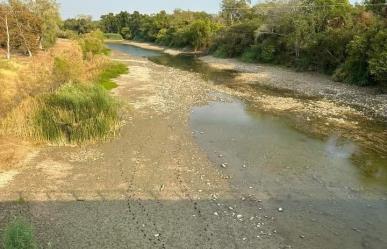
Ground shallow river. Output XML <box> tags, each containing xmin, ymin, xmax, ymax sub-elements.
<box><xmin>108</xmin><ymin>43</ymin><xmax>387</xmax><ymax>249</ymax></box>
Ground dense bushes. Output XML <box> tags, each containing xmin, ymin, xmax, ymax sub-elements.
<box><xmin>99</xmin><ymin>10</ymin><xmax>222</xmax><ymax>50</ymax></box>
<box><xmin>209</xmin><ymin>0</ymin><xmax>386</xmax><ymax>86</ymax></box>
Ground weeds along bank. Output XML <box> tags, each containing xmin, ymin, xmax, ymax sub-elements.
<box><xmin>0</xmin><ymin>31</ymin><xmax>128</xmax><ymax>145</ymax></box>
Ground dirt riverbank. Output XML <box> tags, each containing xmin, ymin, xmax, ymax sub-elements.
<box><xmin>108</xmin><ymin>40</ymin><xmax>202</xmax><ymax>56</ymax></box>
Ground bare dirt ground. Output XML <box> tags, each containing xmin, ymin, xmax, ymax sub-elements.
<box><xmin>109</xmin><ymin>40</ymin><xmax>202</xmax><ymax>56</ymax></box>
<box><xmin>0</xmin><ymin>52</ymin><xmax>288</xmax><ymax>248</ymax></box>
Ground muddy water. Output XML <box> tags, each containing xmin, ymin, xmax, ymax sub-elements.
<box><xmin>191</xmin><ymin>98</ymin><xmax>387</xmax><ymax>248</ymax></box>
<box><xmin>108</xmin><ymin>43</ymin><xmax>387</xmax><ymax>248</ymax></box>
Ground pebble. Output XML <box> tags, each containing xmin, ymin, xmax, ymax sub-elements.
<box><xmin>221</xmin><ymin>163</ymin><xmax>228</xmax><ymax>168</ymax></box>
<box><xmin>278</xmin><ymin>207</ymin><xmax>284</xmax><ymax>212</ymax></box>
<box><xmin>237</xmin><ymin>214</ymin><xmax>243</xmax><ymax>219</ymax></box>
<box><xmin>154</xmin><ymin>234</ymin><xmax>160</xmax><ymax>237</ymax></box>
<box><xmin>299</xmin><ymin>235</ymin><xmax>305</xmax><ymax>239</ymax></box>
<box><xmin>214</xmin><ymin>212</ymin><xmax>219</xmax><ymax>216</ymax></box>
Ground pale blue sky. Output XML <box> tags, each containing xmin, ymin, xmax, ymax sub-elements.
<box><xmin>58</xmin><ymin>0</ymin><xmax>360</xmax><ymax>20</ymax></box>
<box><xmin>58</xmin><ymin>0</ymin><xmax>261</xmax><ymax>19</ymax></box>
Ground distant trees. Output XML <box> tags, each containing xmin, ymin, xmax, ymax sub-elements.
<box><xmin>99</xmin><ymin>10</ymin><xmax>222</xmax><ymax>50</ymax></box>
<box><xmin>93</xmin><ymin>0</ymin><xmax>387</xmax><ymax>86</ymax></box>
<box><xmin>0</xmin><ymin>0</ymin><xmax>60</xmax><ymax>58</ymax></box>
<box><xmin>62</xmin><ymin>15</ymin><xmax>97</xmax><ymax>34</ymax></box>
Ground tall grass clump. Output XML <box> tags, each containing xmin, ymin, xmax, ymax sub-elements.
<box><xmin>3</xmin><ymin>218</ymin><xmax>37</xmax><ymax>249</ymax></box>
<box><xmin>33</xmin><ymin>83</ymin><xmax>119</xmax><ymax>144</ymax></box>
<box><xmin>97</xmin><ymin>62</ymin><xmax>128</xmax><ymax>90</ymax></box>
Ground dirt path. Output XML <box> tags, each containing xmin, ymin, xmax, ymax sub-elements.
<box><xmin>0</xmin><ymin>52</ymin><xmax>287</xmax><ymax>248</ymax></box>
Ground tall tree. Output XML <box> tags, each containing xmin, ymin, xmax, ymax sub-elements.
<box><xmin>221</xmin><ymin>0</ymin><xmax>251</xmax><ymax>25</ymax></box>
<box><xmin>29</xmin><ymin>0</ymin><xmax>61</xmax><ymax>49</ymax></box>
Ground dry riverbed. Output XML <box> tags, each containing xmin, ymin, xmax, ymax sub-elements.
<box><xmin>0</xmin><ymin>51</ymin><xmax>287</xmax><ymax>249</ymax></box>
<box><xmin>0</xmin><ymin>45</ymin><xmax>386</xmax><ymax>248</ymax></box>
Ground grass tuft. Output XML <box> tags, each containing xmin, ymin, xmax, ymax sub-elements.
<box><xmin>3</xmin><ymin>218</ymin><xmax>37</xmax><ymax>249</ymax></box>
<box><xmin>33</xmin><ymin>83</ymin><xmax>119</xmax><ymax>144</ymax></box>
<box><xmin>97</xmin><ymin>62</ymin><xmax>128</xmax><ymax>90</ymax></box>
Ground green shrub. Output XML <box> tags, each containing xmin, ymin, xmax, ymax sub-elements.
<box><xmin>97</xmin><ymin>62</ymin><xmax>128</xmax><ymax>90</ymax></box>
<box><xmin>78</xmin><ymin>30</ymin><xmax>110</xmax><ymax>57</ymax></box>
<box><xmin>34</xmin><ymin>83</ymin><xmax>119</xmax><ymax>144</ymax></box>
<box><xmin>3</xmin><ymin>218</ymin><xmax>37</xmax><ymax>249</ymax></box>
<box><xmin>57</xmin><ymin>29</ymin><xmax>78</xmax><ymax>39</ymax></box>
<box><xmin>104</xmin><ymin>33</ymin><xmax>123</xmax><ymax>40</ymax></box>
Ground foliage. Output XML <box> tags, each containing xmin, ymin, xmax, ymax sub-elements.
<box><xmin>30</xmin><ymin>0</ymin><xmax>61</xmax><ymax>48</ymax></box>
<box><xmin>3</xmin><ymin>218</ymin><xmax>37</xmax><ymax>249</ymax></box>
<box><xmin>34</xmin><ymin>83</ymin><xmax>119</xmax><ymax>144</ymax></box>
<box><xmin>334</xmin><ymin>20</ymin><xmax>387</xmax><ymax>86</ymax></box>
<box><xmin>104</xmin><ymin>33</ymin><xmax>123</xmax><ymax>40</ymax></box>
<box><xmin>211</xmin><ymin>21</ymin><xmax>259</xmax><ymax>58</ymax></box>
<box><xmin>211</xmin><ymin>0</ymin><xmax>386</xmax><ymax>86</ymax></box>
<box><xmin>62</xmin><ymin>15</ymin><xmax>98</xmax><ymax>34</ymax></box>
<box><xmin>78</xmin><ymin>30</ymin><xmax>110</xmax><ymax>57</ymax></box>
<box><xmin>97</xmin><ymin>62</ymin><xmax>128</xmax><ymax>90</ymax></box>
<box><xmin>99</xmin><ymin>10</ymin><xmax>222</xmax><ymax>49</ymax></box>
<box><xmin>0</xmin><ymin>0</ymin><xmax>60</xmax><ymax>57</ymax></box>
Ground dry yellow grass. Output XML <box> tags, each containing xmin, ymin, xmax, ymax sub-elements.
<box><xmin>0</xmin><ymin>39</ymin><xmax>110</xmax><ymax>118</ymax></box>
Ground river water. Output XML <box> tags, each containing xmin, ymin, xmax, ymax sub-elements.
<box><xmin>107</xmin><ymin>43</ymin><xmax>387</xmax><ymax>249</ymax></box>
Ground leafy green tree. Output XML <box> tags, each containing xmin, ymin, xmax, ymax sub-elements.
<box><xmin>63</xmin><ymin>15</ymin><xmax>96</xmax><ymax>34</ymax></box>
<box><xmin>221</xmin><ymin>0</ymin><xmax>252</xmax><ymax>25</ymax></box>
<box><xmin>30</xmin><ymin>0</ymin><xmax>61</xmax><ymax>48</ymax></box>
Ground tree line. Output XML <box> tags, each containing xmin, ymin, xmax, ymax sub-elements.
<box><xmin>24</xmin><ymin>0</ymin><xmax>387</xmax><ymax>87</ymax></box>
<box><xmin>0</xmin><ymin>0</ymin><xmax>60</xmax><ymax>58</ymax></box>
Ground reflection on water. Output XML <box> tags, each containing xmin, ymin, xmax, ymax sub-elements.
<box><xmin>325</xmin><ymin>136</ymin><xmax>358</xmax><ymax>159</ymax></box>
<box><xmin>190</xmin><ymin>100</ymin><xmax>387</xmax><ymax>191</ymax></box>
<box><xmin>107</xmin><ymin>43</ymin><xmax>237</xmax><ymax>84</ymax></box>
<box><xmin>107</xmin><ymin>43</ymin><xmax>161</xmax><ymax>57</ymax></box>
<box><xmin>149</xmin><ymin>54</ymin><xmax>238</xmax><ymax>84</ymax></box>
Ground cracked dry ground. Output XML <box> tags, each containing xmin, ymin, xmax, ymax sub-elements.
<box><xmin>0</xmin><ymin>52</ymin><xmax>286</xmax><ymax>249</ymax></box>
